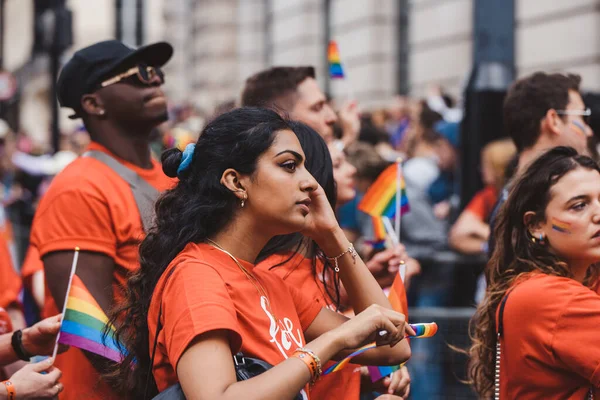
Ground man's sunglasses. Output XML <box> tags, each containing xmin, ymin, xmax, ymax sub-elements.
<box><xmin>555</xmin><ymin>108</ymin><xmax>592</xmax><ymax>125</ymax></box>
<box><xmin>100</xmin><ymin>64</ymin><xmax>164</xmax><ymax>88</ymax></box>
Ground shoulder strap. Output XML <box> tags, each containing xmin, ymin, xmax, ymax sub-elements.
<box><xmin>83</xmin><ymin>150</ymin><xmax>160</xmax><ymax>232</ymax></box>
<box><xmin>494</xmin><ymin>291</ymin><xmax>511</xmax><ymax>400</ymax></box>
<box><xmin>497</xmin><ymin>292</ymin><xmax>510</xmax><ymax>337</ymax></box>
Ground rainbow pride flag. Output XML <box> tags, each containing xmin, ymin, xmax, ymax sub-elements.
<box><xmin>367</xmin><ymin>271</ymin><xmax>409</xmax><ymax>381</ymax></box>
<box><xmin>358</xmin><ymin>163</ymin><xmax>409</xmax><ymax>220</ymax></box>
<box><xmin>328</xmin><ymin>40</ymin><xmax>345</xmax><ymax>79</ymax></box>
<box><xmin>324</xmin><ymin>323</ymin><xmax>437</xmax><ymax>377</ymax></box>
<box><xmin>57</xmin><ymin>275</ymin><xmax>126</xmax><ymax>362</ymax></box>
<box><xmin>372</xmin><ymin>216</ymin><xmax>386</xmax><ymax>241</ymax></box>
<box><xmin>388</xmin><ymin>272</ymin><xmax>408</xmax><ymax>316</ymax></box>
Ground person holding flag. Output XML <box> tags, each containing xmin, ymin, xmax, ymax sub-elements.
<box><xmin>109</xmin><ymin>108</ymin><xmax>414</xmax><ymax>399</ymax></box>
<box><xmin>257</xmin><ymin>122</ymin><xmax>412</xmax><ymax>399</ymax></box>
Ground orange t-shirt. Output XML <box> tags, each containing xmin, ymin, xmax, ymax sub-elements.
<box><xmin>0</xmin><ymin>235</ymin><xmax>21</xmax><ymax>310</ymax></box>
<box><xmin>256</xmin><ymin>253</ymin><xmax>362</xmax><ymax>400</ymax></box>
<box><xmin>30</xmin><ymin>142</ymin><xmax>173</xmax><ymax>400</ymax></box>
<box><xmin>497</xmin><ymin>273</ymin><xmax>600</xmax><ymax>399</ymax></box>
<box><xmin>148</xmin><ymin>243</ymin><xmax>323</xmax><ymax>398</ymax></box>
<box><xmin>465</xmin><ymin>185</ymin><xmax>498</xmax><ymax>222</ymax></box>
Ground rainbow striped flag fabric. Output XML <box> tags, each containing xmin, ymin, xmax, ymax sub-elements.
<box><xmin>57</xmin><ymin>275</ymin><xmax>126</xmax><ymax>362</ymax></box>
<box><xmin>358</xmin><ymin>163</ymin><xmax>409</xmax><ymax>220</ymax></box>
<box><xmin>328</xmin><ymin>40</ymin><xmax>345</xmax><ymax>79</ymax></box>
<box><xmin>367</xmin><ymin>271</ymin><xmax>409</xmax><ymax>382</ymax></box>
<box><xmin>388</xmin><ymin>272</ymin><xmax>409</xmax><ymax>316</ymax></box>
<box><xmin>372</xmin><ymin>216</ymin><xmax>386</xmax><ymax>242</ymax></box>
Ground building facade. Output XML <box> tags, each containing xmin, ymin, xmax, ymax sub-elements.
<box><xmin>3</xmin><ymin>0</ymin><xmax>600</xmax><ymax>145</ymax></box>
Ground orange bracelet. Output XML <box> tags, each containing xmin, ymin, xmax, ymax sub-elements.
<box><xmin>292</xmin><ymin>348</ymin><xmax>322</xmax><ymax>385</ymax></box>
<box><xmin>1</xmin><ymin>380</ymin><xmax>15</xmax><ymax>400</ymax></box>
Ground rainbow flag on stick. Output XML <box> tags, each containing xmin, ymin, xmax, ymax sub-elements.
<box><xmin>328</xmin><ymin>40</ymin><xmax>345</xmax><ymax>79</ymax></box>
<box><xmin>358</xmin><ymin>162</ymin><xmax>409</xmax><ymax>221</ymax></box>
<box><xmin>323</xmin><ymin>324</ymin><xmax>438</xmax><ymax>376</ymax></box>
<box><xmin>53</xmin><ymin>248</ymin><xmax>127</xmax><ymax>362</ymax></box>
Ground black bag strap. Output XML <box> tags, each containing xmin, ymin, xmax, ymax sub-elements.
<box><xmin>83</xmin><ymin>150</ymin><xmax>160</xmax><ymax>232</ymax></box>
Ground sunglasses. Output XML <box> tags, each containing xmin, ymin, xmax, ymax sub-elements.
<box><xmin>555</xmin><ymin>107</ymin><xmax>591</xmax><ymax>125</ymax></box>
<box><xmin>100</xmin><ymin>64</ymin><xmax>164</xmax><ymax>88</ymax></box>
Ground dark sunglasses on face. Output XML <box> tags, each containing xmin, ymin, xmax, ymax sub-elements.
<box><xmin>100</xmin><ymin>64</ymin><xmax>165</xmax><ymax>88</ymax></box>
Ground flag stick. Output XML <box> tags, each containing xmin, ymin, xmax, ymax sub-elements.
<box><xmin>52</xmin><ymin>247</ymin><xmax>80</xmax><ymax>359</ymax></box>
<box><xmin>382</xmin><ymin>216</ymin><xmax>406</xmax><ymax>283</ymax></box>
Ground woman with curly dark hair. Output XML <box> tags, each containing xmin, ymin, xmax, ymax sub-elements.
<box><xmin>108</xmin><ymin>108</ymin><xmax>413</xmax><ymax>399</ymax></box>
<box><xmin>469</xmin><ymin>146</ymin><xmax>600</xmax><ymax>399</ymax></box>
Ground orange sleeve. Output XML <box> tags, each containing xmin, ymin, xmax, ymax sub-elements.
<box><xmin>551</xmin><ymin>286</ymin><xmax>600</xmax><ymax>387</ymax></box>
<box><xmin>0</xmin><ymin>236</ymin><xmax>21</xmax><ymax>309</ymax></box>
<box><xmin>285</xmin><ymin>282</ymin><xmax>323</xmax><ymax>331</ymax></box>
<box><xmin>161</xmin><ymin>262</ymin><xmax>243</xmax><ymax>370</ymax></box>
<box><xmin>465</xmin><ymin>190</ymin><xmax>488</xmax><ymax>220</ymax></box>
<box><xmin>32</xmin><ymin>188</ymin><xmax>117</xmax><ymax>259</ymax></box>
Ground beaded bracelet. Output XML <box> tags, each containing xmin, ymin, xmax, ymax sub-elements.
<box><xmin>292</xmin><ymin>348</ymin><xmax>322</xmax><ymax>385</ymax></box>
<box><xmin>2</xmin><ymin>380</ymin><xmax>16</xmax><ymax>400</ymax></box>
<box><xmin>324</xmin><ymin>243</ymin><xmax>357</xmax><ymax>272</ymax></box>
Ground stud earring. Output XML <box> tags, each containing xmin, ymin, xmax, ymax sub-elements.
<box><xmin>99</xmin><ymin>110</ymin><xmax>105</xmax><ymax>116</ymax></box>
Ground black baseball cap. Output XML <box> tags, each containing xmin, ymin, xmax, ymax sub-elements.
<box><xmin>57</xmin><ymin>40</ymin><xmax>173</xmax><ymax>119</ymax></box>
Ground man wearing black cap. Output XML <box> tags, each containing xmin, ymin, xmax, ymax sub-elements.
<box><xmin>29</xmin><ymin>40</ymin><xmax>175</xmax><ymax>400</ymax></box>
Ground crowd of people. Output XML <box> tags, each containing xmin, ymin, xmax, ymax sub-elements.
<box><xmin>0</xmin><ymin>37</ymin><xmax>597</xmax><ymax>400</ymax></box>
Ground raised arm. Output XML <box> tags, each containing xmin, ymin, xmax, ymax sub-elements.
<box><xmin>300</xmin><ymin>185</ymin><xmax>413</xmax><ymax>364</ymax></box>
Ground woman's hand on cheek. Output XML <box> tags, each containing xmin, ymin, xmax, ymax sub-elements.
<box><xmin>301</xmin><ymin>185</ymin><xmax>340</xmax><ymax>241</ymax></box>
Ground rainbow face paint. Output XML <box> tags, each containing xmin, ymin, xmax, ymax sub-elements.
<box><xmin>571</xmin><ymin>120</ymin><xmax>587</xmax><ymax>137</ymax></box>
<box><xmin>551</xmin><ymin>218</ymin><xmax>572</xmax><ymax>234</ymax></box>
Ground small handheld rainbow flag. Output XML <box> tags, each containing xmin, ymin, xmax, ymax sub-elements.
<box><xmin>368</xmin><ymin>270</ymin><xmax>409</xmax><ymax>382</ymax></box>
<box><xmin>410</xmin><ymin>322</ymin><xmax>438</xmax><ymax>338</ymax></box>
<box><xmin>372</xmin><ymin>216</ymin><xmax>386</xmax><ymax>242</ymax></box>
<box><xmin>358</xmin><ymin>163</ymin><xmax>409</xmax><ymax>221</ymax></box>
<box><xmin>328</xmin><ymin>40</ymin><xmax>345</xmax><ymax>79</ymax></box>
<box><xmin>323</xmin><ymin>323</ymin><xmax>438</xmax><ymax>376</ymax></box>
<box><xmin>388</xmin><ymin>271</ymin><xmax>409</xmax><ymax>316</ymax></box>
<box><xmin>52</xmin><ymin>248</ymin><xmax>127</xmax><ymax>363</ymax></box>
<box><xmin>57</xmin><ymin>274</ymin><xmax>126</xmax><ymax>362</ymax></box>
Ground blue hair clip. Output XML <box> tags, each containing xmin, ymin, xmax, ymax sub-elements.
<box><xmin>177</xmin><ymin>143</ymin><xmax>196</xmax><ymax>176</ymax></box>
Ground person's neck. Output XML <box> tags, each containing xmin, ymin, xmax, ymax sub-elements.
<box><xmin>569</xmin><ymin>259</ymin><xmax>591</xmax><ymax>283</ymax></box>
<box><xmin>516</xmin><ymin>136</ymin><xmax>557</xmax><ymax>175</ymax></box>
<box><xmin>92</xmin><ymin>121</ymin><xmax>154</xmax><ymax>169</ymax></box>
<box><xmin>209</xmin><ymin>214</ymin><xmax>275</xmax><ymax>264</ymax></box>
